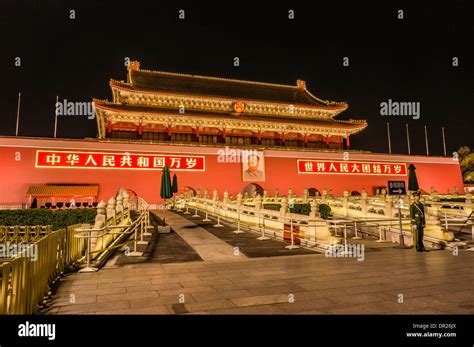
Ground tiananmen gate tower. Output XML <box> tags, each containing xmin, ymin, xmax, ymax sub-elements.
<box><xmin>0</xmin><ymin>62</ymin><xmax>464</xmax><ymax>206</ymax></box>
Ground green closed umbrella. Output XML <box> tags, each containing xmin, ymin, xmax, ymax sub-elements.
<box><xmin>160</xmin><ymin>164</ymin><xmax>173</xmax><ymax>224</ymax></box>
<box><xmin>408</xmin><ymin>163</ymin><xmax>419</xmax><ymax>191</ymax></box>
<box><xmin>172</xmin><ymin>174</ymin><xmax>178</xmax><ymax>194</ymax></box>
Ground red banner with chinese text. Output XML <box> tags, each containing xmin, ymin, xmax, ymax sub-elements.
<box><xmin>36</xmin><ymin>150</ymin><xmax>205</xmax><ymax>171</ymax></box>
<box><xmin>297</xmin><ymin>160</ymin><xmax>407</xmax><ymax>176</ymax></box>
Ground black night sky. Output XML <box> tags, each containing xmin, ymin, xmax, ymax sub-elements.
<box><xmin>1</xmin><ymin>0</ymin><xmax>472</xmax><ymax>156</ymax></box>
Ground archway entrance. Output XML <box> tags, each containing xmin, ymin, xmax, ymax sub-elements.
<box><xmin>242</xmin><ymin>183</ymin><xmax>264</xmax><ymax>197</ymax></box>
<box><xmin>184</xmin><ymin>186</ymin><xmax>197</xmax><ymax>196</ymax></box>
<box><xmin>308</xmin><ymin>187</ymin><xmax>321</xmax><ymax>197</ymax></box>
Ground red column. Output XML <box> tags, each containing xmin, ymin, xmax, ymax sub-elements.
<box><xmin>346</xmin><ymin>135</ymin><xmax>350</xmax><ymax>149</ymax></box>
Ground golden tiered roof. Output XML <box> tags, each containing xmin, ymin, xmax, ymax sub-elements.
<box><xmin>93</xmin><ymin>61</ymin><xmax>367</xmax><ymax>140</ymax></box>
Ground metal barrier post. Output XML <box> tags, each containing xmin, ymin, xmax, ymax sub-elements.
<box><xmin>233</xmin><ymin>209</ymin><xmax>244</xmax><ymax>234</ymax></box>
<box><xmin>137</xmin><ymin>217</ymin><xmax>148</xmax><ymax>245</ymax></box>
<box><xmin>192</xmin><ymin>208</ymin><xmax>199</xmax><ymax>218</ymax></box>
<box><xmin>144</xmin><ymin>210</ymin><xmax>153</xmax><ymax>235</ymax></box>
<box><xmin>285</xmin><ymin>218</ymin><xmax>300</xmax><ymax>249</ymax></box>
<box><xmin>352</xmin><ymin>221</ymin><xmax>361</xmax><ymax>240</ymax></box>
<box><xmin>374</xmin><ymin>226</ymin><xmax>389</xmax><ymax>243</ymax></box>
<box><xmin>340</xmin><ymin>224</ymin><xmax>350</xmax><ymax>255</ymax></box>
<box><xmin>184</xmin><ymin>200</ymin><xmax>191</xmax><ymax>214</ymax></box>
<box><xmin>128</xmin><ymin>222</ymin><xmax>144</xmax><ymax>257</ymax></box>
<box><xmin>203</xmin><ymin>210</ymin><xmax>211</xmax><ymax>222</ymax></box>
<box><xmin>78</xmin><ymin>230</ymin><xmax>98</xmax><ymax>273</ymax></box>
<box><xmin>214</xmin><ymin>214</ymin><xmax>224</xmax><ymax>227</ymax></box>
<box><xmin>257</xmin><ymin>212</ymin><xmax>270</xmax><ymax>240</ymax></box>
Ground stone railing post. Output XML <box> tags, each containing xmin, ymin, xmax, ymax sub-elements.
<box><xmin>302</xmin><ymin>188</ymin><xmax>309</xmax><ymax>203</ymax></box>
<box><xmin>342</xmin><ymin>190</ymin><xmax>349</xmax><ymax>217</ymax></box>
<box><xmin>274</xmin><ymin>188</ymin><xmax>279</xmax><ymax>199</ymax></box>
<box><xmin>204</xmin><ymin>188</ymin><xmax>209</xmax><ymax>201</ymax></box>
<box><xmin>122</xmin><ymin>191</ymin><xmax>130</xmax><ymax>220</ymax></box>
<box><xmin>107</xmin><ymin>197</ymin><xmax>116</xmax><ymax>225</ymax></box>
<box><xmin>91</xmin><ymin>200</ymin><xmax>107</xmax><ymax>251</ymax></box>
<box><xmin>381</xmin><ymin>188</ymin><xmax>387</xmax><ymax>201</ymax></box>
<box><xmin>429</xmin><ymin>191</ymin><xmax>439</xmax><ymax>215</ymax></box>
<box><xmin>280</xmin><ymin>196</ymin><xmax>288</xmax><ymax>217</ymax></box>
<box><xmin>361</xmin><ymin>189</ymin><xmax>368</xmax><ymax>218</ymax></box>
<box><xmin>321</xmin><ymin>189</ymin><xmax>327</xmax><ymax>204</ymax></box>
<box><xmin>263</xmin><ymin>189</ymin><xmax>268</xmax><ymax>202</ymax></box>
<box><xmin>288</xmin><ymin>188</ymin><xmax>293</xmax><ymax>200</ymax></box>
<box><xmin>223</xmin><ymin>190</ymin><xmax>229</xmax><ymax>210</ymax></box>
<box><xmin>94</xmin><ymin>200</ymin><xmax>106</xmax><ymax>228</ymax></box>
<box><xmin>196</xmin><ymin>188</ymin><xmax>201</xmax><ymax>198</ymax></box>
<box><xmin>385</xmin><ymin>195</ymin><xmax>393</xmax><ymax>218</ymax></box>
<box><xmin>309</xmin><ymin>199</ymin><xmax>318</xmax><ymax>218</ymax></box>
<box><xmin>116</xmin><ymin>193</ymin><xmax>124</xmax><ymax>214</ymax></box>
<box><xmin>255</xmin><ymin>194</ymin><xmax>262</xmax><ymax>212</ymax></box>
<box><xmin>465</xmin><ymin>193</ymin><xmax>472</xmax><ymax>215</ymax></box>
<box><xmin>177</xmin><ymin>193</ymin><xmax>184</xmax><ymax>211</ymax></box>
<box><xmin>236</xmin><ymin>192</ymin><xmax>243</xmax><ymax>208</ymax></box>
<box><xmin>122</xmin><ymin>191</ymin><xmax>130</xmax><ymax>209</ymax></box>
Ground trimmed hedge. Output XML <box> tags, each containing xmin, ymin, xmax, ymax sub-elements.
<box><xmin>290</xmin><ymin>203</ymin><xmax>311</xmax><ymax>216</ymax></box>
<box><xmin>318</xmin><ymin>204</ymin><xmax>332</xmax><ymax>219</ymax></box>
<box><xmin>262</xmin><ymin>203</ymin><xmax>313</xmax><ymax>216</ymax></box>
<box><xmin>439</xmin><ymin>198</ymin><xmax>465</xmax><ymax>203</ymax></box>
<box><xmin>0</xmin><ymin>209</ymin><xmax>97</xmax><ymax>230</ymax></box>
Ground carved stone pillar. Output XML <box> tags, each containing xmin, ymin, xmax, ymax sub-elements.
<box><xmin>342</xmin><ymin>190</ymin><xmax>349</xmax><ymax>217</ymax></box>
<box><xmin>280</xmin><ymin>197</ymin><xmax>288</xmax><ymax>217</ymax></box>
<box><xmin>302</xmin><ymin>188</ymin><xmax>309</xmax><ymax>203</ymax></box>
<box><xmin>309</xmin><ymin>199</ymin><xmax>318</xmax><ymax>218</ymax></box>
<box><xmin>361</xmin><ymin>189</ymin><xmax>368</xmax><ymax>218</ymax></box>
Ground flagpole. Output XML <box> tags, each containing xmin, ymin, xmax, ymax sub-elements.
<box><xmin>54</xmin><ymin>95</ymin><xmax>58</xmax><ymax>138</ymax></box>
<box><xmin>406</xmin><ymin>124</ymin><xmax>411</xmax><ymax>155</ymax></box>
<box><xmin>386</xmin><ymin>122</ymin><xmax>392</xmax><ymax>154</ymax></box>
<box><xmin>424</xmin><ymin>125</ymin><xmax>429</xmax><ymax>156</ymax></box>
<box><xmin>441</xmin><ymin>126</ymin><xmax>447</xmax><ymax>157</ymax></box>
<box><xmin>15</xmin><ymin>92</ymin><xmax>21</xmax><ymax>136</ymax></box>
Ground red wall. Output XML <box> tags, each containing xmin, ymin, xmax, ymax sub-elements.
<box><xmin>0</xmin><ymin>138</ymin><xmax>465</xmax><ymax>205</ymax></box>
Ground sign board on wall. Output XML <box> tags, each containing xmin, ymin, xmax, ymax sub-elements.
<box><xmin>297</xmin><ymin>160</ymin><xmax>407</xmax><ymax>176</ymax></box>
<box><xmin>36</xmin><ymin>150</ymin><xmax>205</xmax><ymax>171</ymax></box>
<box><xmin>388</xmin><ymin>180</ymin><xmax>407</xmax><ymax>195</ymax></box>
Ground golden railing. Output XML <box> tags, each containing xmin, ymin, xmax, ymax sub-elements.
<box><xmin>0</xmin><ymin>224</ymin><xmax>85</xmax><ymax>314</ymax></box>
<box><xmin>74</xmin><ymin>197</ymin><xmax>151</xmax><ymax>271</ymax></box>
<box><xmin>0</xmin><ymin>193</ymin><xmax>151</xmax><ymax>314</ymax></box>
<box><xmin>0</xmin><ymin>225</ymin><xmax>53</xmax><ymax>244</ymax></box>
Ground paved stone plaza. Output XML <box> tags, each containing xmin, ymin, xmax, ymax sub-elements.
<box><xmin>45</xmin><ymin>212</ymin><xmax>474</xmax><ymax>314</ymax></box>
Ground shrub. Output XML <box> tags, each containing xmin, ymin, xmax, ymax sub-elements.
<box><xmin>290</xmin><ymin>203</ymin><xmax>311</xmax><ymax>216</ymax></box>
<box><xmin>439</xmin><ymin>198</ymin><xmax>465</xmax><ymax>203</ymax></box>
<box><xmin>0</xmin><ymin>209</ymin><xmax>96</xmax><ymax>230</ymax></box>
<box><xmin>263</xmin><ymin>203</ymin><xmax>311</xmax><ymax>216</ymax></box>
<box><xmin>319</xmin><ymin>204</ymin><xmax>332</xmax><ymax>219</ymax></box>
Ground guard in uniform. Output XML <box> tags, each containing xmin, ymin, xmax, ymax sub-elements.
<box><xmin>410</xmin><ymin>190</ymin><xmax>426</xmax><ymax>252</ymax></box>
